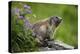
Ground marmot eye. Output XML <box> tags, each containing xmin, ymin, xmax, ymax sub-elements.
<box><xmin>53</xmin><ymin>17</ymin><xmax>58</xmax><ymax>22</ymax></box>
<box><xmin>55</xmin><ymin>16</ymin><xmax>58</xmax><ymax>19</ymax></box>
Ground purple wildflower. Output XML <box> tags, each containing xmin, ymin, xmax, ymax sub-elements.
<box><xmin>15</xmin><ymin>8</ymin><xmax>20</xmax><ymax>15</ymax></box>
<box><xmin>25</xmin><ymin>19</ymin><xmax>33</xmax><ymax>29</ymax></box>
<box><xmin>18</xmin><ymin>16</ymin><xmax>24</xmax><ymax>19</ymax></box>
<box><xmin>24</xmin><ymin>5</ymin><xmax>31</xmax><ymax>9</ymax></box>
<box><xmin>25</xmin><ymin>9</ymin><xmax>32</xmax><ymax>14</ymax></box>
<box><xmin>27</xmin><ymin>10</ymin><xmax>32</xmax><ymax>14</ymax></box>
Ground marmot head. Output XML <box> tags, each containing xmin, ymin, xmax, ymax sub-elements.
<box><xmin>49</xmin><ymin>16</ymin><xmax>62</xmax><ymax>27</ymax></box>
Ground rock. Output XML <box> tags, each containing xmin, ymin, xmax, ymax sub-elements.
<box><xmin>38</xmin><ymin>40</ymin><xmax>74</xmax><ymax>51</ymax></box>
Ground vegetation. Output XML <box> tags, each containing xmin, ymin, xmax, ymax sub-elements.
<box><xmin>10</xmin><ymin>1</ymin><xmax>78</xmax><ymax>52</ymax></box>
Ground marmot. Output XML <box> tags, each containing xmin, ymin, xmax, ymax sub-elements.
<box><xmin>32</xmin><ymin>16</ymin><xmax>62</xmax><ymax>47</ymax></box>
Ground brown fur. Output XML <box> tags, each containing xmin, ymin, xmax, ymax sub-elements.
<box><xmin>32</xmin><ymin>16</ymin><xmax>62</xmax><ymax>46</ymax></box>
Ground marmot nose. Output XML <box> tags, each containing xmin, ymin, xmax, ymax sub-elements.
<box><xmin>59</xmin><ymin>17</ymin><xmax>62</xmax><ymax>21</ymax></box>
<box><xmin>60</xmin><ymin>18</ymin><xmax>62</xmax><ymax>22</ymax></box>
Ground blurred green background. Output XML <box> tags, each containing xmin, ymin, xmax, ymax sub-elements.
<box><xmin>11</xmin><ymin>2</ymin><xmax>78</xmax><ymax>52</ymax></box>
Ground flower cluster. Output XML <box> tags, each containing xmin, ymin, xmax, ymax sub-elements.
<box><xmin>11</xmin><ymin>4</ymin><xmax>38</xmax><ymax>52</ymax></box>
<box><xmin>12</xmin><ymin>4</ymin><xmax>33</xmax><ymax>29</ymax></box>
